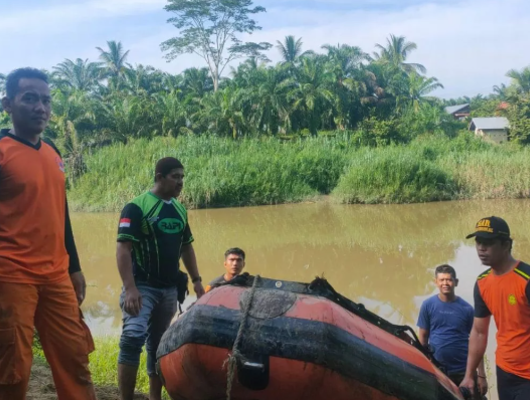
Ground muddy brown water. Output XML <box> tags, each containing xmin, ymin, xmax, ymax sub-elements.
<box><xmin>75</xmin><ymin>199</ymin><xmax>530</xmax><ymax>399</ymax></box>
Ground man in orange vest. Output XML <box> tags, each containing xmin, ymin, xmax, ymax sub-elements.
<box><xmin>0</xmin><ymin>68</ymin><xmax>96</xmax><ymax>400</ymax></box>
<box><xmin>460</xmin><ymin>216</ymin><xmax>530</xmax><ymax>400</ymax></box>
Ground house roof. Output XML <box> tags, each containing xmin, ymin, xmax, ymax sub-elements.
<box><xmin>470</xmin><ymin>117</ymin><xmax>510</xmax><ymax>130</ymax></box>
<box><xmin>445</xmin><ymin>104</ymin><xmax>469</xmax><ymax>115</ymax></box>
<box><xmin>496</xmin><ymin>101</ymin><xmax>510</xmax><ymax>110</ymax></box>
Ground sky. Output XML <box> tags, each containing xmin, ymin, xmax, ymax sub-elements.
<box><xmin>1</xmin><ymin>0</ymin><xmax>529</xmax><ymax>98</ymax></box>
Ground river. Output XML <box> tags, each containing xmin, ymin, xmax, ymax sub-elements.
<box><xmin>74</xmin><ymin>199</ymin><xmax>530</xmax><ymax>399</ymax></box>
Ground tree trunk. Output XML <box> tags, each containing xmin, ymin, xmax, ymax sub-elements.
<box><xmin>213</xmin><ymin>65</ymin><xmax>219</xmax><ymax>92</ymax></box>
<box><xmin>213</xmin><ymin>75</ymin><xmax>219</xmax><ymax>92</ymax></box>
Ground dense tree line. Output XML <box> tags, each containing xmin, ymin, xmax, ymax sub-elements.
<box><xmin>0</xmin><ymin>35</ymin><xmax>464</xmax><ymax>148</ymax></box>
<box><xmin>1</xmin><ymin>32</ymin><xmax>529</xmax><ymax>160</ymax></box>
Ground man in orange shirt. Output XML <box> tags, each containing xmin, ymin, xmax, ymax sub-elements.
<box><xmin>0</xmin><ymin>68</ymin><xmax>96</xmax><ymax>400</ymax></box>
<box><xmin>460</xmin><ymin>216</ymin><xmax>530</xmax><ymax>400</ymax></box>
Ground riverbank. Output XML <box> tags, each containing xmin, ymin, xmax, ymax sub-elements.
<box><xmin>31</xmin><ymin>337</ymin><xmax>161</xmax><ymax>400</ymax></box>
<box><xmin>67</xmin><ymin>132</ymin><xmax>530</xmax><ymax>212</ymax></box>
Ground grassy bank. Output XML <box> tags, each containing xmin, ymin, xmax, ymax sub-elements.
<box><xmin>67</xmin><ymin>132</ymin><xmax>530</xmax><ymax>212</ymax></box>
<box><xmin>32</xmin><ymin>336</ymin><xmax>162</xmax><ymax>400</ymax></box>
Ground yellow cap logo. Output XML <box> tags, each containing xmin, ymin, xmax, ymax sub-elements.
<box><xmin>508</xmin><ymin>294</ymin><xmax>517</xmax><ymax>306</ymax></box>
<box><xmin>476</xmin><ymin>219</ymin><xmax>493</xmax><ymax>233</ymax></box>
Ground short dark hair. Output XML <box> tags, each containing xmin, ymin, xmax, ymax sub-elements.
<box><xmin>225</xmin><ymin>247</ymin><xmax>245</xmax><ymax>260</ymax></box>
<box><xmin>155</xmin><ymin>157</ymin><xmax>184</xmax><ymax>181</ymax></box>
<box><xmin>500</xmin><ymin>237</ymin><xmax>513</xmax><ymax>252</ymax></box>
<box><xmin>6</xmin><ymin>68</ymin><xmax>48</xmax><ymax>99</ymax></box>
<box><xmin>435</xmin><ymin>264</ymin><xmax>456</xmax><ymax>280</ymax></box>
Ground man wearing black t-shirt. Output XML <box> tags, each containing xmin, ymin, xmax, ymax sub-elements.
<box><xmin>205</xmin><ymin>248</ymin><xmax>246</xmax><ymax>293</ymax></box>
<box><xmin>116</xmin><ymin>157</ymin><xmax>205</xmax><ymax>400</ymax></box>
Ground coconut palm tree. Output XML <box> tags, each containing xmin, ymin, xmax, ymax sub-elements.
<box><xmin>289</xmin><ymin>57</ymin><xmax>335</xmax><ymax>136</ymax></box>
<box><xmin>276</xmin><ymin>36</ymin><xmax>312</xmax><ymax>64</ymax></box>
<box><xmin>322</xmin><ymin>44</ymin><xmax>372</xmax><ymax>128</ymax></box>
<box><xmin>373</xmin><ymin>34</ymin><xmax>426</xmax><ymax>75</ymax></box>
<box><xmin>398</xmin><ymin>73</ymin><xmax>444</xmax><ymax>112</ymax></box>
<box><xmin>183</xmin><ymin>67</ymin><xmax>214</xmax><ymax>99</ymax></box>
<box><xmin>53</xmin><ymin>58</ymin><xmax>102</xmax><ymax>92</ymax></box>
<box><xmin>96</xmin><ymin>40</ymin><xmax>130</xmax><ymax>88</ymax></box>
<box><xmin>249</xmin><ymin>67</ymin><xmax>292</xmax><ymax>135</ymax></box>
<box><xmin>506</xmin><ymin>67</ymin><xmax>530</xmax><ymax>96</ymax></box>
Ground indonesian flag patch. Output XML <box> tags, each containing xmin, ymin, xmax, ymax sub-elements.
<box><xmin>119</xmin><ymin>218</ymin><xmax>131</xmax><ymax>228</ymax></box>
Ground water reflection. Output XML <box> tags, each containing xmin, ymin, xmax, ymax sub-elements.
<box><xmin>74</xmin><ymin>199</ymin><xmax>530</xmax><ymax>400</ymax></box>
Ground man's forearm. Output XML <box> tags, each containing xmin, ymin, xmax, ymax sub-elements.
<box><xmin>418</xmin><ymin>329</ymin><xmax>429</xmax><ymax>348</ymax></box>
<box><xmin>466</xmin><ymin>330</ymin><xmax>488</xmax><ymax>378</ymax></box>
<box><xmin>477</xmin><ymin>358</ymin><xmax>486</xmax><ymax>377</ymax></box>
<box><xmin>117</xmin><ymin>244</ymin><xmax>135</xmax><ymax>290</ymax></box>
<box><xmin>181</xmin><ymin>244</ymin><xmax>200</xmax><ymax>280</ymax></box>
<box><xmin>65</xmin><ymin>198</ymin><xmax>81</xmax><ymax>274</ymax></box>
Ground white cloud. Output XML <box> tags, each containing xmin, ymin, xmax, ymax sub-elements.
<box><xmin>245</xmin><ymin>0</ymin><xmax>530</xmax><ymax>98</ymax></box>
<box><xmin>0</xmin><ymin>0</ymin><xmax>165</xmax><ymax>33</ymax></box>
<box><xmin>1</xmin><ymin>0</ymin><xmax>529</xmax><ymax>98</ymax></box>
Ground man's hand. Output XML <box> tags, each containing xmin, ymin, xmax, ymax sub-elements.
<box><xmin>477</xmin><ymin>376</ymin><xmax>488</xmax><ymax>396</ymax></box>
<box><xmin>194</xmin><ymin>281</ymin><xmax>205</xmax><ymax>299</ymax></box>
<box><xmin>459</xmin><ymin>376</ymin><xmax>476</xmax><ymax>397</ymax></box>
<box><xmin>123</xmin><ymin>286</ymin><xmax>143</xmax><ymax>316</ymax></box>
<box><xmin>70</xmin><ymin>271</ymin><xmax>87</xmax><ymax>306</ymax></box>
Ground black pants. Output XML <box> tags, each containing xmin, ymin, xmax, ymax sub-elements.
<box><xmin>448</xmin><ymin>372</ymin><xmax>482</xmax><ymax>400</ymax></box>
<box><xmin>497</xmin><ymin>366</ymin><xmax>530</xmax><ymax>400</ymax></box>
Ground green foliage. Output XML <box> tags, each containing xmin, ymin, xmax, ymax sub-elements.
<box><xmin>1</xmin><ymin>33</ymin><xmax>453</xmax><ymax>166</ymax></box>
<box><xmin>65</xmin><ymin>133</ymin><xmax>530</xmax><ymax>212</ymax></box>
<box><xmin>68</xmin><ymin>136</ymin><xmax>350</xmax><ymax>211</ymax></box>
<box><xmin>505</xmin><ymin>96</ymin><xmax>530</xmax><ymax>144</ymax></box>
<box><xmin>354</xmin><ymin>116</ymin><xmax>401</xmax><ymax>146</ymax></box>
<box><xmin>333</xmin><ymin>146</ymin><xmax>456</xmax><ymax>204</ymax></box>
<box><xmin>0</xmin><ymin>111</ymin><xmax>9</xmax><ymax>128</ymax></box>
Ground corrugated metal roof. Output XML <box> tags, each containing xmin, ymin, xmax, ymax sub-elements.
<box><xmin>445</xmin><ymin>104</ymin><xmax>469</xmax><ymax>114</ymax></box>
<box><xmin>471</xmin><ymin>117</ymin><xmax>510</xmax><ymax>130</ymax></box>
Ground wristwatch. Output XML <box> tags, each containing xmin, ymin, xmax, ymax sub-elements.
<box><xmin>192</xmin><ymin>276</ymin><xmax>202</xmax><ymax>284</ymax></box>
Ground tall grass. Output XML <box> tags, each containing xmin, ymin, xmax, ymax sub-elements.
<box><xmin>68</xmin><ymin>135</ymin><xmax>354</xmax><ymax>211</ymax></box>
<box><xmin>333</xmin><ymin>146</ymin><xmax>456</xmax><ymax>204</ymax></box>
<box><xmin>67</xmin><ymin>132</ymin><xmax>530</xmax><ymax>212</ymax></box>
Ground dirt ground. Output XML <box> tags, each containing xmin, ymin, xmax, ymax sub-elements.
<box><xmin>27</xmin><ymin>362</ymin><xmax>149</xmax><ymax>400</ymax></box>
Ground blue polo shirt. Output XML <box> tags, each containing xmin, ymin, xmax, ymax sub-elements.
<box><xmin>417</xmin><ymin>295</ymin><xmax>474</xmax><ymax>374</ymax></box>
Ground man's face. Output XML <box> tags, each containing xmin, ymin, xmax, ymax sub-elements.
<box><xmin>159</xmin><ymin>168</ymin><xmax>184</xmax><ymax>198</ymax></box>
<box><xmin>475</xmin><ymin>237</ymin><xmax>507</xmax><ymax>266</ymax></box>
<box><xmin>224</xmin><ymin>254</ymin><xmax>245</xmax><ymax>277</ymax></box>
<box><xmin>1</xmin><ymin>78</ymin><xmax>51</xmax><ymax>135</ymax></box>
<box><xmin>435</xmin><ymin>273</ymin><xmax>457</xmax><ymax>296</ymax></box>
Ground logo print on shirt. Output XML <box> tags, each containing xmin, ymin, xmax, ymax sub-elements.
<box><xmin>508</xmin><ymin>294</ymin><xmax>517</xmax><ymax>306</ymax></box>
<box><xmin>158</xmin><ymin>218</ymin><xmax>184</xmax><ymax>234</ymax></box>
<box><xmin>56</xmin><ymin>156</ymin><xmax>65</xmax><ymax>173</ymax></box>
<box><xmin>119</xmin><ymin>218</ymin><xmax>131</xmax><ymax>228</ymax></box>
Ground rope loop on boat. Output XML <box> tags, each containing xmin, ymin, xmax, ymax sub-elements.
<box><xmin>224</xmin><ymin>275</ymin><xmax>261</xmax><ymax>400</ymax></box>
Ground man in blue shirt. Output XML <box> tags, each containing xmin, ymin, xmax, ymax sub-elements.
<box><xmin>417</xmin><ymin>264</ymin><xmax>488</xmax><ymax>399</ymax></box>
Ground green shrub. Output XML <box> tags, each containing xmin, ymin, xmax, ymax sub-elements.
<box><xmin>333</xmin><ymin>147</ymin><xmax>457</xmax><ymax>204</ymax></box>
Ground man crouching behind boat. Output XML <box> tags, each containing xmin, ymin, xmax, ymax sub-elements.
<box><xmin>417</xmin><ymin>265</ymin><xmax>488</xmax><ymax>399</ymax></box>
<box><xmin>115</xmin><ymin>157</ymin><xmax>205</xmax><ymax>400</ymax></box>
<box><xmin>205</xmin><ymin>247</ymin><xmax>246</xmax><ymax>293</ymax></box>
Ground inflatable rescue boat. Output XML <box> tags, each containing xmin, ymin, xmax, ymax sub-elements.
<box><xmin>157</xmin><ymin>274</ymin><xmax>465</xmax><ymax>400</ymax></box>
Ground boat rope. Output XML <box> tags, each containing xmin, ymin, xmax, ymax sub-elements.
<box><xmin>224</xmin><ymin>275</ymin><xmax>261</xmax><ymax>400</ymax></box>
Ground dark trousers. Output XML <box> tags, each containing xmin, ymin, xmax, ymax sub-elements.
<box><xmin>448</xmin><ymin>372</ymin><xmax>483</xmax><ymax>400</ymax></box>
<box><xmin>497</xmin><ymin>366</ymin><xmax>530</xmax><ymax>400</ymax></box>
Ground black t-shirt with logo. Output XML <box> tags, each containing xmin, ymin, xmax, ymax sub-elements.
<box><xmin>117</xmin><ymin>192</ymin><xmax>193</xmax><ymax>288</ymax></box>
